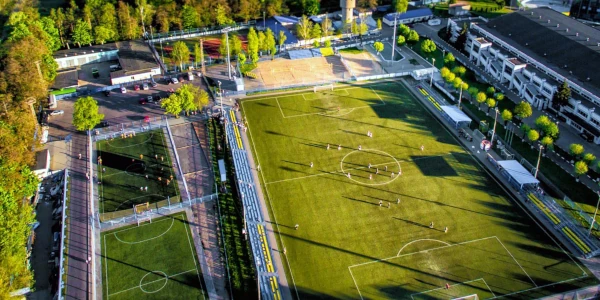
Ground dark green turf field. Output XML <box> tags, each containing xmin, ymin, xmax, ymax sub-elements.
<box><xmin>241</xmin><ymin>81</ymin><xmax>596</xmax><ymax>299</ymax></box>
<box><xmin>101</xmin><ymin>213</ymin><xmax>205</xmax><ymax>299</ymax></box>
<box><xmin>97</xmin><ymin>130</ymin><xmax>180</xmax><ymax>214</ymax></box>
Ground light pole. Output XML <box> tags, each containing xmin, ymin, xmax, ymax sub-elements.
<box><xmin>589</xmin><ymin>192</ymin><xmax>600</xmax><ymax>236</ymax></box>
<box><xmin>534</xmin><ymin>144</ymin><xmax>544</xmax><ymax>178</ymax></box>
<box><xmin>430</xmin><ymin>58</ymin><xmax>436</xmax><ymax>87</ymax></box>
<box><xmin>490</xmin><ymin>107</ymin><xmax>499</xmax><ymax>146</ymax></box>
<box><xmin>391</xmin><ymin>15</ymin><xmax>398</xmax><ymax>63</ymax></box>
<box><xmin>218</xmin><ymin>81</ymin><xmax>223</xmax><ymax>113</ymax></box>
<box><xmin>222</xmin><ymin>27</ymin><xmax>232</xmax><ymax>79</ymax></box>
<box><xmin>458</xmin><ymin>85</ymin><xmax>463</xmax><ymax>109</ymax></box>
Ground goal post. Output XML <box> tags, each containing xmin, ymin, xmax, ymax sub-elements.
<box><xmin>134</xmin><ymin>202</ymin><xmax>150</xmax><ymax>215</ymax></box>
<box><xmin>137</xmin><ymin>214</ymin><xmax>152</xmax><ymax>226</ymax></box>
<box><xmin>452</xmin><ymin>294</ymin><xmax>479</xmax><ymax>300</ymax></box>
<box><xmin>314</xmin><ymin>84</ymin><xmax>334</xmax><ymax>93</ymax></box>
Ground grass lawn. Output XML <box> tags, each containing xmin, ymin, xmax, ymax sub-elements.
<box><xmin>241</xmin><ymin>81</ymin><xmax>596</xmax><ymax>298</ymax></box>
<box><xmin>339</xmin><ymin>47</ymin><xmax>364</xmax><ymax>54</ymax></box>
<box><xmin>101</xmin><ymin>212</ymin><xmax>206</xmax><ymax>299</ymax></box>
<box><xmin>97</xmin><ymin>130</ymin><xmax>180</xmax><ymax>216</ymax></box>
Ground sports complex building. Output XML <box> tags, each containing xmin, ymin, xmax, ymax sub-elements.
<box><xmin>464</xmin><ymin>7</ymin><xmax>600</xmax><ymax>144</ymax></box>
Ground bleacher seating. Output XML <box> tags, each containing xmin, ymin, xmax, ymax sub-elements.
<box><xmin>417</xmin><ymin>86</ymin><xmax>442</xmax><ymax>111</ymax></box>
<box><xmin>527</xmin><ymin>193</ymin><xmax>561</xmax><ymax>225</ymax></box>
<box><xmin>310</xmin><ymin>48</ymin><xmax>323</xmax><ymax>58</ymax></box>
<box><xmin>562</xmin><ymin>227</ymin><xmax>592</xmax><ymax>254</ymax></box>
<box><xmin>289</xmin><ymin>49</ymin><xmax>317</xmax><ymax>60</ymax></box>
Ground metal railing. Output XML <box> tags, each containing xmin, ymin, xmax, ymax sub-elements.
<box><xmin>57</xmin><ymin>169</ymin><xmax>69</xmax><ymax>300</ymax></box>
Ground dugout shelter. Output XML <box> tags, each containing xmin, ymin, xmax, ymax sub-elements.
<box><xmin>440</xmin><ymin>105</ymin><xmax>472</xmax><ymax>129</ymax></box>
<box><xmin>497</xmin><ymin>160</ymin><xmax>540</xmax><ymax>190</ymax></box>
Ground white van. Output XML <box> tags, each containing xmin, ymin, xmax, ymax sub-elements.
<box><xmin>428</xmin><ymin>19</ymin><xmax>441</xmax><ymax>26</ymax></box>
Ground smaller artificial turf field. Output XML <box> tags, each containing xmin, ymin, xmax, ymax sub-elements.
<box><xmin>101</xmin><ymin>213</ymin><xmax>206</xmax><ymax>300</ymax></box>
<box><xmin>241</xmin><ymin>81</ymin><xmax>598</xmax><ymax>299</ymax></box>
<box><xmin>97</xmin><ymin>130</ymin><xmax>180</xmax><ymax>213</ymax></box>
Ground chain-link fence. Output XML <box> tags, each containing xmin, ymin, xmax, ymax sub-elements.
<box><xmin>92</xmin><ymin>116</ymin><xmax>166</xmax><ymax>142</ymax></box>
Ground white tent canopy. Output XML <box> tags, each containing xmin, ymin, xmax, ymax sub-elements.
<box><xmin>440</xmin><ymin>105</ymin><xmax>471</xmax><ymax>128</ymax></box>
<box><xmin>497</xmin><ymin>160</ymin><xmax>540</xmax><ymax>188</ymax></box>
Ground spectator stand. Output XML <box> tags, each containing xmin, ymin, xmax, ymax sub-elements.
<box><xmin>224</xmin><ymin>109</ymin><xmax>282</xmax><ymax>300</ymax></box>
<box><xmin>440</xmin><ymin>105</ymin><xmax>472</xmax><ymax>129</ymax></box>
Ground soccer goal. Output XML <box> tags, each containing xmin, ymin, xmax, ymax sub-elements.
<box><xmin>452</xmin><ymin>294</ymin><xmax>479</xmax><ymax>300</ymax></box>
<box><xmin>314</xmin><ymin>84</ymin><xmax>334</xmax><ymax>93</ymax></box>
<box><xmin>137</xmin><ymin>214</ymin><xmax>152</xmax><ymax>226</ymax></box>
<box><xmin>121</xmin><ymin>130</ymin><xmax>136</xmax><ymax>139</ymax></box>
<box><xmin>134</xmin><ymin>202</ymin><xmax>150</xmax><ymax>215</ymax></box>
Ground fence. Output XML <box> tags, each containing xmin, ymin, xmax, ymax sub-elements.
<box><xmin>355</xmin><ymin>71</ymin><xmax>411</xmax><ymax>81</ymax></box>
<box><xmin>57</xmin><ymin>169</ymin><xmax>69</xmax><ymax>300</ymax></box>
<box><xmin>563</xmin><ymin>197</ymin><xmax>600</xmax><ymax>232</ymax></box>
<box><xmin>92</xmin><ymin>116</ymin><xmax>166</xmax><ymax>142</ymax></box>
<box><xmin>148</xmin><ymin>21</ymin><xmax>256</xmax><ymax>43</ymax></box>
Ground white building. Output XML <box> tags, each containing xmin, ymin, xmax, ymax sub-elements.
<box><xmin>463</xmin><ymin>8</ymin><xmax>600</xmax><ymax>143</ymax></box>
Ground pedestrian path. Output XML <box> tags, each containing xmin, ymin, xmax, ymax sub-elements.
<box><xmin>224</xmin><ymin>109</ymin><xmax>285</xmax><ymax>300</ymax></box>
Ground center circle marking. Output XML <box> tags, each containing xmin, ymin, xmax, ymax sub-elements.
<box><xmin>340</xmin><ymin>149</ymin><xmax>402</xmax><ymax>186</ymax></box>
<box><xmin>139</xmin><ymin>271</ymin><xmax>168</xmax><ymax>293</ymax></box>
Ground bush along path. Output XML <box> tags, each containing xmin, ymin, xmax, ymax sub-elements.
<box><xmin>208</xmin><ymin>117</ymin><xmax>259</xmax><ymax>299</ymax></box>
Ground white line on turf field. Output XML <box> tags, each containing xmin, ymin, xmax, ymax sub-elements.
<box><xmin>183</xmin><ymin>210</ymin><xmax>206</xmax><ymax>300</ymax></box>
<box><xmin>494</xmin><ymin>236</ymin><xmax>537</xmax><ymax>286</ymax></box>
<box><xmin>112</xmin><ymin>216</ymin><xmax>175</xmax><ymax>245</ymax></box>
<box><xmin>241</xmin><ymin>102</ymin><xmax>301</xmax><ymax>300</ymax></box>
<box><xmin>370</xmin><ymin>87</ymin><xmax>385</xmax><ymax>105</ymax></box>
<box><xmin>410</xmin><ymin>278</ymin><xmax>489</xmax><ymax>300</ymax></box>
<box><xmin>400</xmin><ymin>79</ymin><xmax>589</xmax><ymax>293</ymax></box>
<box><xmin>104</xmin><ymin>236</ymin><xmax>110</xmax><ymax>298</ymax></box>
<box><xmin>487</xmin><ymin>275</ymin><xmax>588</xmax><ymax>299</ymax></box>
<box><xmin>275</xmin><ymin>98</ymin><xmax>286</xmax><ymax>118</ymax></box>
<box><xmin>107</xmin><ymin>268</ymin><xmax>198</xmax><ymax>297</ymax></box>
<box><xmin>481</xmin><ymin>278</ymin><xmax>496</xmax><ymax>297</ymax></box>
<box><xmin>113</xmin><ymin>194</ymin><xmax>166</xmax><ymax>212</ymax></box>
<box><xmin>396</xmin><ymin>239</ymin><xmax>452</xmax><ymax>256</ymax></box>
<box><xmin>100</xmin><ymin>163</ymin><xmax>160</xmax><ymax>179</ymax></box>
<box><xmin>105</xmin><ymin>132</ymin><xmax>155</xmax><ymax>149</ymax></box>
<box><xmin>349</xmin><ymin>236</ymin><xmax>497</xmax><ymax>269</ymax></box>
<box><xmin>348</xmin><ymin>267</ymin><xmax>364</xmax><ymax>300</ymax></box>
<box><xmin>265</xmin><ymin>153</ymin><xmax>454</xmax><ymax>185</ymax></box>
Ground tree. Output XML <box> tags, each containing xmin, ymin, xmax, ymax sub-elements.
<box><xmin>258</xmin><ymin>30</ymin><xmax>266</xmax><ymax>53</ymax></box>
<box><xmin>574</xmin><ymin>160</ymin><xmax>588</xmax><ymax>177</ymax></box>
<box><xmin>278</xmin><ymin>30</ymin><xmax>287</xmax><ymax>49</ymax></box>
<box><xmin>552</xmin><ymin>80</ymin><xmax>571</xmax><ymax>107</ymax></box>
<box><xmin>486</xmin><ymin>86</ymin><xmax>495</xmax><ymax>96</ymax></box>
<box><xmin>351</xmin><ymin>19</ymin><xmax>359</xmax><ymax>35</ymax></box>
<box><xmin>73</xmin><ymin>96</ymin><xmax>104</xmax><ymax>131</ymax></box>
<box><xmin>452</xmin><ymin>66</ymin><xmax>466</xmax><ymax>77</ymax></box>
<box><xmin>373</xmin><ymin>41</ymin><xmax>384</xmax><ymax>54</ymax></box>
<box><xmin>296</xmin><ymin>15</ymin><xmax>313</xmax><ymax>42</ymax></box>
<box><xmin>440</xmin><ymin>67</ymin><xmax>450</xmax><ymax>78</ymax></box>
<box><xmin>421</xmin><ymin>39</ymin><xmax>436</xmax><ymax>53</ymax></box>
<box><xmin>304</xmin><ymin>0</ymin><xmax>320</xmax><ymax>15</ymax></box>
<box><xmin>476</xmin><ymin>92</ymin><xmax>487</xmax><ymax>107</ymax></box>
<box><xmin>520</xmin><ymin>124</ymin><xmax>531</xmax><ymax>137</ymax></box>
<box><xmin>313</xmin><ymin>40</ymin><xmax>320</xmax><ymax>47</ymax></box>
<box><xmin>501</xmin><ymin>109</ymin><xmax>512</xmax><ymax>125</ymax></box>
<box><xmin>583</xmin><ymin>153</ymin><xmax>596</xmax><ymax>165</ymax></box>
<box><xmin>248</xmin><ymin>27</ymin><xmax>259</xmax><ymax>59</ymax></box>
<box><xmin>359</xmin><ymin>22</ymin><xmax>369</xmax><ymax>35</ymax></box>
<box><xmin>359</xmin><ymin>0</ymin><xmax>378</xmax><ymax>10</ymax></box>
<box><xmin>72</xmin><ymin>19</ymin><xmax>92</xmax><ymax>47</ymax></box>
<box><xmin>311</xmin><ymin>23</ymin><xmax>322</xmax><ymax>39</ymax></box>
<box><xmin>397</xmin><ymin>35</ymin><xmax>406</xmax><ymax>46</ymax></box>
<box><xmin>495</xmin><ymin>93</ymin><xmax>504</xmax><ymax>101</ymax></box>
<box><xmin>238</xmin><ymin>53</ymin><xmax>247</xmax><ymax>66</ymax></box>
<box><xmin>444</xmin><ymin>53</ymin><xmax>455</xmax><ymax>66</ymax></box>
<box><xmin>161</xmin><ymin>84</ymin><xmax>210</xmax><ymax>116</ymax></box>
<box><xmin>527</xmin><ymin>129</ymin><xmax>539</xmax><ymax>142</ymax></box>
<box><xmin>194</xmin><ymin>43</ymin><xmax>204</xmax><ymax>67</ymax></box>
<box><xmin>407</xmin><ymin>30</ymin><xmax>419</xmax><ymax>43</ymax></box>
<box><xmin>321</xmin><ymin>16</ymin><xmax>332</xmax><ymax>38</ymax></box>
<box><xmin>394</xmin><ymin>0</ymin><xmax>409</xmax><ymax>13</ymax></box>
<box><xmin>229</xmin><ymin>34</ymin><xmax>243</xmax><ymax>56</ymax></box>
<box><xmin>94</xmin><ymin>25</ymin><xmax>113</xmax><ymax>44</ymax></box>
<box><xmin>569</xmin><ymin>143</ymin><xmax>585</xmax><ymax>157</ymax></box>
<box><xmin>218</xmin><ymin>33</ymin><xmax>228</xmax><ymax>58</ymax></box>
<box><xmin>541</xmin><ymin>136</ymin><xmax>554</xmax><ymax>149</ymax></box>
<box><xmin>181</xmin><ymin>5</ymin><xmax>198</xmax><ymax>29</ymax></box>
<box><xmin>535</xmin><ymin>115</ymin><xmax>551</xmax><ymax>133</ymax></box>
<box><xmin>452</xmin><ymin>77</ymin><xmax>463</xmax><ymax>89</ymax></box>
<box><xmin>399</xmin><ymin>24</ymin><xmax>410</xmax><ymax>37</ymax></box>
<box><xmin>514</xmin><ymin>101</ymin><xmax>532</xmax><ymax>119</ymax></box>
<box><xmin>467</xmin><ymin>87</ymin><xmax>479</xmax><ymax>100</ymax></box>
<box><xmin>161</xmin><ymin>93</ymin><xmax>183</xmax><ymax>117</ymax></box>
<box><xmin>324</xmin><ymin>39</ymin><xmax>331</xmax><ymax>47</ymax></box>
<box><xmin>461</xmin><ymin>82</ymin><xmax>469</xmax><ymax>91</ymax></box>
<box><xmin>486</xmin><ymin>98</ymin><xmax>496</xmax><ymax>111</ymax></box>
<box><xmin>265</xmin><ymin>28</ymin><xmax>277</xmax><ymax>56</ymax></box>
<box><xmin>171</xmin><ymin>41</ymin><xmax>190</xmax><ymax>71</ymax></box>
<box><xmin>444</xmin><ymin>72</ymin><xmax>456</xmax><ymax>83</ymax></box>
<box><xmin>377</xmin><ymin>18</ymin><xmax>382</xmax><ymax>30</ymax></box>
<box><xmin>215</xmin><ymin>4</ymin><xmax>234</xmax><ymax>26</ymax></box>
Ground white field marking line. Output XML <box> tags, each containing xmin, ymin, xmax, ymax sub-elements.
<box><xmin>340</xmin><ymin>149</ymin><xmax>402</xmax><ymax>186</ymax></box>
<box><xmin>113</xmin><ymin>194</ymin><xmax>166</xmax><ymax>212</ymax></box>
<box><xmin>107</xmin><ymin>268</ymin><xmax>197</xmax><ymax>297</ymax></box>
<box><xmin>301</xmin><ymin>89</ymin><xmax>350</xmax><ymax>101</ymax></box>
<box><xmin>370</xmin><ymin>87</ymin><xmax>385</xmax><ymax>106</ymax></box>
<box><xmin>113</xmin><ymin>216</ymin><xmax>175</xmax><ymax>245</ymax></box>
<box><xmin>241</xmin><ymin>101</ymin><xmax>301</xmax><ymax>300</ymax></box>
<box><xmin>183</xmin><ymin>211</ymin><xmax>206</xmax><ymax>300</ymax></box>
<box><xmin>397</xmin><ymin>239</ymin><xmax>452</xmax><ymax>256</ymax></box>
<box><xmin>101</xmin><ymin>163</ymin><xmax>160</xmax><ymax>179</ymax></box>
<box><xmin>265</xmin><ymin>153</ymin><xmax>454</xmax><ymax>185</ymax></box>
<box><xmin>410</xmin><ymin>278</ymin><xmax>489</xmax><ymax>300</ymax></box>
<box><xmin>348</xmin><ymin>236</ymin><xmax>497</xmax><ymax>269</ymax></box>
<box><xmin>348</xmin><ymin>267</ymin><xmax>364</xmax><ymax>300</ymax></box>
<box><xmin>275</xmin><ymin>97</ymin><xmax>286</xmax><ymax>118</ymax></box>
<box><xmin>481</xmin><ymin>278</ymin><xmax>496</xmax><ymax>297</ymax></box>
<box><xmin>401</xmin><ymin>80</ymin><xmax>589</xmax><ymax>275</ymax></box>
<box><xmin>242</xmin><ymin>83</ymin><xmax>395</xmax><ymax>103</ymax></box>
<box><xmin>99</xmin><ymin>141</ymin><xmax>105</xmax><ymax>214</ymax></box>
<box><xmin>494</xmin><ymin>236</ymin><xmax>537</xmax><ymax>287</ymax></box>
<box><xmin>487</xmin><ymin>274</ymin><xmax>588</xmax><ymax>299</ymax></box>
<box><xmin>139</xmin><ymin>271</ymin><xmax>168</xmax><ymax>294</ymax></box>
<box><xmin>280</xmin><ymin>103</ymin><xmax>386</xmax><ymax>119</ymax></box>
<box><xmin>105</xmin><ymin>132</ymin><xmax>155</xmax><ymax>149</ymax></box>
<box><xmin>158</xmin><ymin>130</ymin><xmax>180</xmax><ymax>199</ymax></box>
<box><xmin>104</xmin><ymin>235</ymin><xmax>110</xmax><ymax>298</ymax></box>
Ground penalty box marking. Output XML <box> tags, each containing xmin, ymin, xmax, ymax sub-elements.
<box><xmin>348</xmin><ymin>236</ymin><xmax>538</xmax><ymax>300</ymax></box>
<box><xmin>410</xmin><ymin>278</ymin><xmax>496</xmax><ymax>300</ymax></box>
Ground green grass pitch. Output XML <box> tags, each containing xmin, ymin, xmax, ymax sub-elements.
<box><xmin>101</xmin><ymin>213</ymin><xmax>206</xmax><ymax>299</ymax></box>
<box><xmin>97</xmin><ymin>130</ymin><xmax>180</xmax><ymax>213</ymax></box>
<box><xmin>241</xmin><ymin>81</ymin><xmax>597</xmax><ymax>299</ymax></box>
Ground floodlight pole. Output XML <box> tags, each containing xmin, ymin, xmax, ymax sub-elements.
<box><xmin>391</xmin><ymin>15</ymin><xmax>398</xmax><ymax>63</ymax></box>
<box><xmin>490</xmin><ymin>108</ymin><xmax>499</xmax><ymax>146</ymax></box>
<box><xmin>218</xmin><ymin>81</ymin><xmax>223</xmax><ymax>113</ymax></box>
<box><xmin>458</xmin><ymin>85</ymin><xmax>463</xmax><ymax>109</ymax></box>
<box><xmin>589</xmin><ymin>193</ymin><xmax>600</xmax><ymax>236</ymax></box>
<box><xmin>223</xmin><ymin>27</ymin><xmax>232</xmax><ymax>79</ymax></box>
<box><xmin>535</xmin><ymin>145</ymin><xmax>543</xmax><ymax>178</ymax></box>
<box><xmin>430</xmin><ymin>58</ymin><xmax>435</xmax><ymax>87</ymax></box>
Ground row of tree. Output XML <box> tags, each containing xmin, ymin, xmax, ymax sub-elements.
<box><xmin>0</xmin><ymin>6</ymin><xmax>59</xmax><ymax>298</ymax></box>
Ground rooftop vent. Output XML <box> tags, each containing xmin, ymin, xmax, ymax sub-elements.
<box><xmin>587</xmin><ymin>77</ymin><xmax>591</xmax><ymax>81</ymax></box>
<box><xmin>544</xmin><ymin>53</ymin><xmax>547</xmax><ymax>56</ymax></box>
<box><xmin>587</xmin><ymin>37</ymin><xmax>590</xmax><ymax>41</ymax></box>
<box><xmin>564</xmin><ymin>64</ymin><xmax>568</xmax><ymax>68</ymax></box>
<box><xmin>539</xmin><ymin>16</ymin><xmax>542</xmax><ymax>19</ymax></box>
<box><xmin>525</xmin><ymin>42</ymin><xmax>528</xmax><ymax>46</ymax></box>
<box><xmin>531</xmin><ymin>12</ymin><xmax>534</xmax><ymax>15</ymax></box>
<box><xmin>566</xmin><ymin>28</ymin><xmax>569</xmax><ymax>32</ymax></box>
<box><xmin>570</xmin><ymin>71</ymin><xmax>573</xmax><ymax>74</ymax></box>
<box><xmin>548</xmin><ymin>19</ymin><xmax>551</xmax><ymax>23</ymax></box>
<box><xmin>576</xmin><ymin>32</ymin><xmax>579</xmax><ymax>36</ymax></box>
<box><xmin>557</xmin><ymin>24</ymin><xmax>560</xmax><ymax>27</ymax></box>
<box><xmin>597</xmin><ymin>42</ymin><xmax>600</xmax><ymax>46</ymax></box>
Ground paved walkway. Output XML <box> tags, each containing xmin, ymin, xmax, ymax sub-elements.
<box><xmin>414</xmin><ymin>23</ymin><xmax>600</xmax><ymax>196</ymax></box>
<box><xmin>64</xmin><ymin>133</ymin><xmax>92</xmax><ymax>300</ymax></box>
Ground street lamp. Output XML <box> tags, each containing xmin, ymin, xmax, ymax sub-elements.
<box><xmin>391</xmin><ymin>15</ymin><xmax>399</xmax><ymax>63</ymax></box>
<box><xmin>458</xmin><ymin>85</ymin><xmax>463</xmax><ymax>109</ymax></box>
<box><xmin>430</xmin><ymin>58</ymin><xmax>436</xmax><ymax>87</ymax></box>
<box><xmin>218</xmin><ymin>81</ymin><xmax>223</xmax><ymax>113</ymax></box>
<box><xmin>490</xmin><ymin>107</ymin><xmax>499</xmax><ymax>147</ymax></box>
<box><xmin>534</xmin><ymin>144</ymin><xmax>543</xmax><ymax>178</ymax></box>
<box><xmin>222</xmin><ymin>27</ymin><xmax>232</xmax><ymax>79</ymax></box>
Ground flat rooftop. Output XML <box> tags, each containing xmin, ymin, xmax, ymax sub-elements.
<box><xmin>112</xmin><ymin>40</ymin><xmax>158</xmax><ymax>77</ymax></box>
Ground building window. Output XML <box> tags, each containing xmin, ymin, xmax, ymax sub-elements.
<box><xmin>592</xmin><ymin>118</ymin><xmax>600</xmax><ymax>127</ymax></box>
<box><xmin>525</xmin><ymin>89</ymin><xmax>533</xmax><ymax>98</ymax></box>
<box><xmin>542</xmin><ymin>86</ymin><xmax>552</xmax><ymax>94</ymax></box>
<box><xmin>515</xmin><ymin>77</ymin><xmax>521</xmax><ymax>85</ymax></box>
<box><xmin>577</xmin><ymin>109</ymin><xmax>589</xmax><ymax>119</ymax></box>
<box><xmin>571</xmin><ymin>122</ymin><xmax>582</xmax><ymax>131</ymax></box>
<box><xmin>567</xmin><ymin>103</ymin><xmax>575</xmax><ymax>110</ymax></box>
<box><xmin>503</xmin><ymin>65</ymin><xmax>511</xmax><ymax>75</ymax></box>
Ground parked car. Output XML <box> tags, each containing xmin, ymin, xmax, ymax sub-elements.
<box><xmin>147</xmin><ymin>96</ymin><xmax>154</xmax><ymax>103</ymax></box>
<box><xmin>170</xmin><ymin>77</ymin><xmax>179</xmax><ymax>84</ymax></box>
<box><xmin>580</xmin><ymin>132</ymin><xmax>594</xmax><ymax>143</ymax></box>
<box><xmin>104</xmin><ymin>90</ymin><xmax>111</xmax><ymax>97</ymax></box>
<box><xmin>139</xmin><ymin>98</ymin><xmax>147</xmax><ymax>105</ymax></box>
<box><xmin>134</xmin><ymin>85</ymin><xmax>140</xmax><ymax>91</ymax></box>
<box><xmin>142</xmin><ymin>83</ymin><xmax>149</xmax><ymax>90</ymax></box>
<box><xmin>49</xmin><ymin>110</ymin><xmax>64</xmax><ymax>116</ymax></box>
<box><xmin>121</xmin><ymin>87</ymin><xmax>127</xmax><ymax>93</ymax></box>
<box><xmin>98</xmin><ymin>121</ymin><xmax>109</xmax><ymax>128</ymax></box>
<box><xmin>151</xmin><ymin>81</ymin><xmax>158</xmax><ymax>87</ymax></box>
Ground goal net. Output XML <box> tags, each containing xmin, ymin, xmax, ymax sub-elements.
<box><xmin>121</xmin><ymin>130</ymin><xmax>136</xmax><ymax>139</ymax></box>
<box><xmin>134</xmin><ymin>202</ymin><xmax>150</xmax><ymax>215</ymax></box>
<box><xmin>314</xmin><ymin>84</ymin><xmax>334</xmax><ymax>93</ymax></box>
<box><xmin>452</xmin><ymin>294</ymin><xmax>479</xmax><ymax>300</ymax></box>
<box><xmin>137</xmin><ymin>214</ymin><xmax>152</xmax><ymax>226</ymax></box>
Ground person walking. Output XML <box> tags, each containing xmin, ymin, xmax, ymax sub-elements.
<box><xmin>397</xmin><ymin>198</ymin><xmax>400</xmax><ymax>204</ymax></box>
<box><xmin>444</xmin><ymin>227</ymin><xmax>448</xmax><ymax>233</ymax></box>
<box><xmin>379</xmin><ymin>200</ymin><xmax>382</xmax><ymax>207</ymax></box>
<box><xmin>295</xmin><ymin>224</ymin><xmax>299</xmax><ymax>230</ymax></box>
<box><xmin>78</xmin><ymin>153</ymin><xmax>82</xmax><ymax>160</ymax></box>
<box><xmin>310</xmin><ymin>162</ymin><xmax>314</xmax><ymax>168</ymax></box>
<box><xmin>430</xmin><ymin>222</ymin><xmax>434</xmax><ymax>228</ymax></box>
